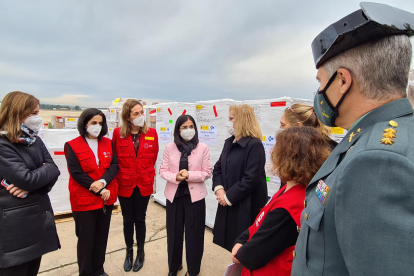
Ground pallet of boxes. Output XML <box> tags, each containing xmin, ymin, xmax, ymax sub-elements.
<box><xmin>51</xmin><ymin>115</ymin><xmax>80</xmax><ymax>129</ymax></box>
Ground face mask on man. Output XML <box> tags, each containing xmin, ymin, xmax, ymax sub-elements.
<box><xmin>180</xmin><ymin>128</ymin><xmax>196</xmax><ymax>141</ymax></box>
<box><xmin>132</xmin><ymin>116</ymin><xmax>145</xmax><ymax>127</ymax></box>
<box><xmin>313</xmin><ymin>71</ymin><xmax>348</xmax><ymax>127</ymax></box>
<box><xmin>227</xmin><ymin>121</ymin><xmax>236</xmax><ymax>136</ymax></box>
<box><xmin>23</xmin><ymin>115</ymin><xmax>43</xmax><ymax>131</ymax></box>
<box><xmin>87</xmin><ymin>125</ymin><xmax>102</xmax><ymax>138</ymax></box>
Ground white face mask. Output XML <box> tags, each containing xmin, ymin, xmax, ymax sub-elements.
<box><xmin>23</xmin><ymin>115</ymin><xmax>43</xmax><ymax>131</ymax></box>
<box><xmin>86</xmin><ymin>125</ymin><xmax>102</xmax><ymax>138</ymax></box>
<box><xmin>180</xmin><ymin>128</ymin><xmax>196</xmax><ymax>141</ymax></box>
<box><xmin>132</xmin><ymin>116</ymin><xmax>145</xmax><ymax>127</ymax></box>
<box><xmin>227</xmin><ymin>121</ymin><xmax>236</xmax><ymax>136</ymax></box>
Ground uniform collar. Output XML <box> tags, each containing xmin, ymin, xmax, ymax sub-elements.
<box><xmin>348</xmin><ymin>98</ymin><xmax>413</xmax><ymax>133</ymax></box>
<box><xmin>310</xmin><ymin>98</ymin><xmax>413</xmax><ymax>186</ymax></box>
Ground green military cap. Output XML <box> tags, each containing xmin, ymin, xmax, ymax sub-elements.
<box><xmin>312</xmin><ymin>2</ymin><xmax>414</xmax><ymax>68</ymax></box>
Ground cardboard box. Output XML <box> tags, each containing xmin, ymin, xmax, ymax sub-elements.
<box><xmin>51</xmin><ymin>115</ymin><xmax>80</xmax><ymax>129</ymax></box>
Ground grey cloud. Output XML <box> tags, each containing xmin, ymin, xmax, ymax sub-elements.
<box><xmin>0</xmin><ymin>0</ymin><xmax>413</xmax><ymax>107</ymax></box>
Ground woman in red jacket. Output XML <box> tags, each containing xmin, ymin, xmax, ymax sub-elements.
<box><xmin>65</xmin><ymin>108</ymin><xmax>119</xmax><ymax>276</ymax></box>
<box><xmin>112</xmin><ymin>99</ymin><xmax>159</xmax><ymax>272</ymax></box>
<box><xmin>231</xmin><ymin>127</ymin><xmax>331</xmax><ymax>276</ymax></box>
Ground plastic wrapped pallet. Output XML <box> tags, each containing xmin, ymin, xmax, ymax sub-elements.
<box><xmin>106</xmin><ymin>121</ymin><xmax>118</xmax><ymax>139</ymax></box>
<box><xmin>243</xmin><ymin>97</ymin><xmax>313</xmax><ymax>196</ymax></box>
<box><xmin>40</xmin><ymin>129</ymin><xmax>79</xmax><ymax>214</ymax></box>
<box><xmin>152</xmin><ymin>102</ymin><xmax>196</xmax><ymax>206</ymax></box>
<box><xmin>47</xmin><ymin>147</ymin><xmax>72</xmax><ymax>214</ymax></box>
<box><xmin>152</xmin><ymin>160</ymin><xmax>166</xmax><ymax>205</ymax></box>
<box><xmin>330</xmin><ymin>127</ymin><xmax>348</xmax><ymax>143</ymax></box>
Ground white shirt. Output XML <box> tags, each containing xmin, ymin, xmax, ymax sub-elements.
<box><xmin>85</xmin><ymin>138</ymin><xmax>99</xmax><ymax>165</ymax></box>
<box><xmin>85</xmin><ymin>137</ymin><xmax>107</xmax><ymax>189</ymax></box>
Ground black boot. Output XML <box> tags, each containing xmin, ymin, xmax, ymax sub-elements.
<box><xmin>124</xmin><ymin>247</ymin><xmax>133</xmax><ymax>272</ymax></box>
<box><xmin>133</xmin><ymin>247</ymin><xmax>145</xmax><ymax>272</ymax></box>
<box><xmin>168</xmin><ymin>265</ymin><xmax>183</xmax><ymax>276</ymax></box>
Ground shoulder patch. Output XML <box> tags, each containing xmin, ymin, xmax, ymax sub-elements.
<box><xmin>367</xmin><ymin>120</ymin><xmax>407</xmax><ymax>155</ymax></box>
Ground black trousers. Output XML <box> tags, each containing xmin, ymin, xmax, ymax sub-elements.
<box><xmin>72</xmin><ymin>205</ymin><xmax>113</xmax><ymax>276</ymax></box>
<box><xmin>166</xmin><ymin>195</ymin><xmax>205</xmax><ymax>276</ymax></box>
<box><xmin>118</xmin><ymin>186</ymin><xmax>151</xmax><ymax>252</ymax></box>
<box><xmin>0</xmin><ymin>257</ymin><xmax>41</xmax><ymax>276</ymax></box>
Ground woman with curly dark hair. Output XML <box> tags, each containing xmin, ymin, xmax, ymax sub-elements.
<box><xmin>231</xmin><ymin>127</ymin><xmax>331</xmax><ymax>276</ymax></box>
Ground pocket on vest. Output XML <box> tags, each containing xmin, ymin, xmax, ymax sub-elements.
<box><xmin>2</xmin><ymin>203</ymin><xmax>45</xmax><ymax>253</ymax></box>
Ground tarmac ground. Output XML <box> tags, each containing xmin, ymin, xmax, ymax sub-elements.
<box><xmin>38</xmin><ymin>198</ymin><xmax>231</xmax><ymax>276</ymax></box>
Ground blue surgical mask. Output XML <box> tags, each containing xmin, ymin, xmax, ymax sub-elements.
<box><xmin>313</xmin><ymin>71</ymin><xmax>347</xmax><ymax>127</ymax></box>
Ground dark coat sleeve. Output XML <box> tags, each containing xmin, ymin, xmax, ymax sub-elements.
<box><xmin>234</xmin><ymin>228</ymin><xmax>250</xmax><ymax>245</ymax></box>
<box><xmin>0</xmin><ymin>141</ymin><xmax>60</xmax><ymax>192</ymax></box>
<box><xmin>64</xmin><ymin>143</ymin><xmax>100</xmax><ymax>196</ymax></box>
<box><xmin>235</xmin><ymin>208</ymin><xmax>298</xmax><ymax>270</ymax></box>
<box><xmin>99</xmin><ymin>142</ymin><xmax>119</xmax><ymax>185</ymax></box>
<box><xmin>212</xmin><ymin>150</ymin><xmax>224</xmax><ymax>191</ymax></box>
<box><xmin>225</xmin><ymin>140</ymin><xmax>266</xmax><ymax>205</ymax></box>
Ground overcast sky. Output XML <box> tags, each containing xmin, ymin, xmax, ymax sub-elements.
<box><xmin>1</xmin><ymin>0</ymin><xmax>413</xmax><ymax>108</ymax></box>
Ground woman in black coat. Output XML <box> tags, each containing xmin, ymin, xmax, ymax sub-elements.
<box><xmin>0</xmin><ymin>91</ymin><xmax>61</xmax><ymax>276</ymax></box>
<box><xmin>212</xmin><ymin>104</ymin><xmax>268</xmax><ymax>252</ymax></box>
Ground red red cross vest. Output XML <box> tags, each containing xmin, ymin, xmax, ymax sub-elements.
<box><xmin>241</xmin><ymin>184</ymin><xmax>306</xmax><ymax>276</ymax></box>
<box><xmin>66</xmin><ymin>136</ymin><xmax>118</xmax><ymax>211</ymax></box>
<box><xmin>112</xmin><ymin>127</ymin><xmax>159</xmax><ymax>197</ymax></box>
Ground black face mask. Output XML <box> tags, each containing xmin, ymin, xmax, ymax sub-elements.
<box><xmin>313</xmin><ymin>71</ymin><xmax>348</xmax><ymax>127</ymax></box>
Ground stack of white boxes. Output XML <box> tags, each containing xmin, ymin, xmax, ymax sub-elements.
<box><xmin>243</xmin><ymin>97</ymin><xmax>313</xmax><ymax>197</ymax></box>
<box><xmin>41</xmin><ymin>129</ymin><xmax>79</xmax><ymax>214</ymax></box>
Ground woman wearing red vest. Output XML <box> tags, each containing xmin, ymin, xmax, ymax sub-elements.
<box><xmin>112</xmin><ymin>99</ymin><xmax>159</xmax><ymax>272</ymax></box>
<box><xmin>65</xmin><ymin>108</ymin><xmax>119</xmax><ymax>276</ymax></box>
<box><xmin>231</xmin><ymin>127</ymin><xmax>331</xmax><ymax>276</ymax></box>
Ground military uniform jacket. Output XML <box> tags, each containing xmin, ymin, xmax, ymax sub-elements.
<box><xmin>292</xmin><ymin>98</ymin><xmax>414</xmax><ymax>276</ymax></box>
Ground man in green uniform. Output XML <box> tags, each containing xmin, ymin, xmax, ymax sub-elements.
<box><xmin>292</xmin><ymin>2</ymin><xmax>414</xmax><ymax>275</ymax></box>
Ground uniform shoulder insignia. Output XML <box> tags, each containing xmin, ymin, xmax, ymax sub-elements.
<box><xmin>380</xmin><ymin>120</ymin><xmax>399</xmax><ymax>145</ymax></box>
<box><xmin>389</xmin><ymin>120</ymin><xmax>399</xmax><ymax>128</ymax></box>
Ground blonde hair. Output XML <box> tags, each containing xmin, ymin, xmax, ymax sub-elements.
<box><xmin>120</xmin><ymin>99</ymin><xmax>149</xmax><ymax>137</ymax></box>
<box><xmin>230</xmin><ymin>104</ymin><xmax>262</xmax><ymax>139</ymax></box>
<box><xmin>284</xmin><ymin>103</ymin><xmax>332</xmax><ymax>140</ymax></box>
<box><xmin>0</xmin><ymin>91</ymin><xmax>39</xmax><ymax>142</ymax></box>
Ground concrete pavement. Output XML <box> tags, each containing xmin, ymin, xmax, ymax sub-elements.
<box><xmin>38</xmin><ymin>199</ymin><xmax>231</xmax><ymax>276</ymax></box>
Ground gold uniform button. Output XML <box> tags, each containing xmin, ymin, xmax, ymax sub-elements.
<box><xmin>304</xmin><ymin>213</ymin><xmax>308</xmax><ymax>220</ymax></box>
<box><xmin>293</xmin><ymin>250</ymin><xmax>296</xmax><ymax>258</ymax></box>
<box><xmin>297</xmin><ymin>226</ymin><xmax>300</xmax><ymax>233</ymax></box>
<box><xmin>304</xmin><ymin>200</ymin><xmax>306</xmax><ymax>208</ymax></box>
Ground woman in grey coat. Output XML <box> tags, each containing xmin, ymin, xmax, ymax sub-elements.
<box><xmin>0</xmin><ymin>91</ymin><xmax>61</xmax><ymax>276</ymax></box>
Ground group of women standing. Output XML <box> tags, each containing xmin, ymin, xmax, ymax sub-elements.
<box><xmin>0</xmin><ymin>91</ymin><xmax>336</xmax><ymax>276</ymax></box>
<box><xmin>65</xmin><ymin>99</ymin><xmax>159</xmax><ymax>276</ymax></box>
<box><xmin>159</xmin><ymin>103</ymin><xmax>336</xmax><ymax>276</ymax></box>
